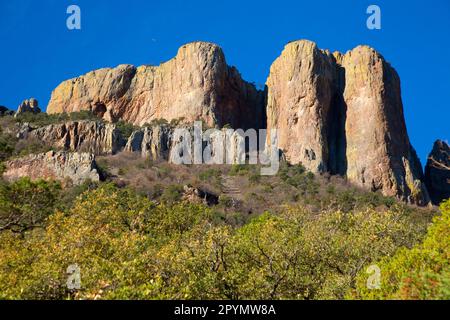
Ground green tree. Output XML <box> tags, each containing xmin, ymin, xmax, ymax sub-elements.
<box><xmin>0</xmin><ymin>178</ymin><xmax>61</xmax><ymax>233</ymax></box>
<box><xmin>352</xmin><ymin>199</ymin><xmax>450</xmax><ymax>300</ymax></box>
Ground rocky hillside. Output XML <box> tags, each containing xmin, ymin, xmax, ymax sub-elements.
<box><xmin>3</xmin><ymin>40</ymin><xmax>449</xmax><ymax>205</ymax></box>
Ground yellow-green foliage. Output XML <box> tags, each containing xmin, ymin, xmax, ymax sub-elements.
<box><xmin>352</xmin><ymin>199</ymin><xmax>450</xmax><ymax>300</ymax></box>
<box><xmin>0</xmin><ymin>183</ymin><xmax>430</xmax><ymax>300</ymax></box>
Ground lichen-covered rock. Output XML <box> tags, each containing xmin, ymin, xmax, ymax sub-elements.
<box><xmin>425</xmin><ymin>140</ymin><xmax>450</xmax><ymax>205</ymax></box>
<box><xmin>15</xmin><ymin>98</ymin><xmax>41</xmax><ymax>116</ymax></box>
<box><xmin>3</xmin><ymin>151</ymin><xmax>100</xmax><ymax>185</ymax></box>
<box><xmin>339</xmin><ymin>45</ymin><xmax>429</xmax><ymax>204</ymax></box>
<box><xmin>46</xmin><ymin>42</ymin><xmax>265</xmax><ymax>130</ymax></box>
<box><xmin>266</xmin><ymin>40</ymin><xmax>429</xmax><ymax>204</ymax></box>
<box><xmin>266</xmin><ymin>40</ymin><xmax>338</xmax><ymax>173</ymax></box>
<box><xmin>124</xmin><ymin>125</ymin><xmax>172</xmax><ymax>159</ymax></box>
<box><xmin>29</xmin><ymin>120</ymin><xmax>125</xmax><ymax>155</ymax></box>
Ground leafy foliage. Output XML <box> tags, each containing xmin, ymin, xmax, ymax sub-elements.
<box><xmin>0</xmin><ymin>178</ymin><xmax>61</xmax><ymax>234</ymax></box>
<box><xmin>0</xmin><ymin>183</ymin><xmax>432</xmax><ymax>299</ymax></box>
<box><xmin>14</xmin><ymin>111</ymin><xmax>100</xmax><ymax>127</ymax></box>
<box><xmin>352</xmin><ymin>199</ymin><xmax>450</xmax><ymax>300</ymax></box>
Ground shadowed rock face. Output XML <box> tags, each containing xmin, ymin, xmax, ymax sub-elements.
<box><xmin>3</xmin><ymin>151</ymin><xmax>100</xmax><ymax>185</ymax></box>
<box><xmin>46</xmin><ymin>42</ymin><xmax>265</xmax><ymax>130</ymax></box>
<box><xmin>266</xmin><ymin>40</ymin><xmax>429</xmax><ymax>205</ymax></box>
<box><xmin>425</xmin><ymin>140</ymin><xmax>450</xmax><ymax>205</ymax></box>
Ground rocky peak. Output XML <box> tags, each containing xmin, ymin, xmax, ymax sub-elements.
<box><xmin>46</xmin><ymin>42</ymin><xmax>265</xmax><ymax>130</ymax></box>
<box><xmin>15</xmin><ymin>98</ymin><xmax>41</xmax><ymax>116</ymax></box>
<box><xmin>266</xmin><ymin>40</ymin><xmax>429</xmax><ymax>204</ymax></box>
<box><xmin>425</xmin><ymin>140</ymin><xmax>450</xmax><ymax>205</ymax></box>
<box><xmin>0</xmin><ymin>105</ymin><xmax>14</xmax><ymax>116</ymax></box>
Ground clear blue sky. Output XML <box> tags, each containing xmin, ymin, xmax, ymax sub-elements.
<box><xmin>0</xmin><ymin>0</ymin><xmax>449</xmax><ymax>165</ymax></box>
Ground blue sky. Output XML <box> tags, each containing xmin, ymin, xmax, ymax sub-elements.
<box><xmin>0</xmin><ymin>0</ymin><xmax>449</xmax><ymax>165</ymax></box>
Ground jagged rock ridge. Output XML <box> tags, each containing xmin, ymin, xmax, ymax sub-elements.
<box><xmin>29</xmin><ymin>120</ymin><xmax>125</xmax><ymax>155</ymax></box>
<box><xmin>47</xmin><ymin>42</ymin><xmax>265</xmax><ymax>130</ymax></box>
<box><xmin>425</xmin><ymin>140</ymin><xmax>450</xmax><ymax>205</ymax></box>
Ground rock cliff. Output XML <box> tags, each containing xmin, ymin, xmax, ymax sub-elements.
<box><xmin>266</xmin><ymin>40</ymin><xmax>429</xmax><ymax>204</ymax></box>
<box><xmin>3</xmin><ymin>151</ymin><xmax>100</xmax><ymax>185</ymax></box>
<box><xmin>29</xmin><ymin>120</ymin><xmax>125</xmax><ymax>155</ymax></box>
<box><xmin>46</xmin><ymin>42</ymin><xmax>265</xmax><ymax>130</ymax></box>
<box><xmin>425</xmin><ymin>140</ymin><xmax>450</xmax><ymax>205</ymax></box>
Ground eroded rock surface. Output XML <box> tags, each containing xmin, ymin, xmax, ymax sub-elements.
<box><xmin>15</xmin><ymin>98</ymin><xmax>41</xmax><ymax>116</ymax></box>
<box><xmin>29</xmin><ymin>121</ymin><xmax>125</xmax><ymax>155</ymax></box>
<box><xmin>425</xmin><ymin>140</ymin><xmax>450</xmax><ymax>205</ymax></box>
<box><xmin>266</xmin><ymin>40</ymin><xmax>429</xmax><ymax>204</ymax></box>
<box><xmin>3</xmin><ymin>151</ymin><xmax>100</xmax><ymax>185</ymax></box>
<box><xmin>46</xmin><ymin>42</ymin><xmax>265</xmax><ymax>130</ymax></box>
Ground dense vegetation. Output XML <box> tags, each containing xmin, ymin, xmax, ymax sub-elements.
<box><xmin>353</xmin><ymin>200</ymin><xmax>450</xmax><ymax>299</ymax></box>
<box><xmin>0</xmin><ymin>112</ymin><xmax>448</xmax><ymax>300</ymax></box>
<box><xmin>0</xmin><ymin>177</ymin><xmax>445</xmax><ymax>300</ymax></box>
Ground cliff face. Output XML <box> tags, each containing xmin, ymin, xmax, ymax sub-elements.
<box><xmin>29</xmin><ymin>121</ymin><xmax>125</xmax><ymax>155</ymax></box>
<box><xmin>46</xmin><ymin>42</ymin><xmax>265</xmax><ymax>130</ymax></box>
<box><xmin>266</xmin><ymin>40</ymin><xmax>429</xmax><ymax>204</ymax></box>
<box><xmin>3</xmin><ymin>151</ymin><xmax>100</xmax><ymax>185</ymax></box>
<box><xmin>266</xmin><ymin>40</ymin><xmax>337</xmax><ymax>173</ymax></box>
<box><xmin>125</xmin><ymin>125</ymin><xmax>172</xmax><ymax>159</ymax></box>
<box><xmin>338</xmin><ymin>45</ymin><xmax>429</xmax><ymax>204</ymax></box>
<box><xmin>425</xmin><ymin>140</ymin><xmax>450</xmax><ymax>205</ymax></box>
<box><xmin>35</xmin><ymin>40</ymin><xmax>441</xmax><ymax>204</ymax></box>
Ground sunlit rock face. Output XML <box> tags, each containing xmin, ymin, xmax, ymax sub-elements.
<box><xmin>46</xmin><ymin>42</ymin><xmax>265</xmax><ymax>130</ymax></box>
<box><xmin>266</xmin><ymin>40</ymin><xmax>429</xmax><ymax>205</ymax></box>
<box><xmin>3</xmin><ymin>151</ymin><xmax>100</xmax><ymax>185</ymax></box>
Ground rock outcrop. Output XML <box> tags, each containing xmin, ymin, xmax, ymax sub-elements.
<box><xmin>0</xmin><ymin>105</ymin><xmax>14</xmax><ymax>116</ymax></box>
<box><xmin>3</xmin><ymin>151</ymin><xmax>100</xmax><ymax>185</ymax></box>
<box><xmin>124</xmin><ymin>125</ymin><xmax>172</xmax><ymax>159</ymax></box>
<box><xmin>46</xmin><ymin>42</ymin><xmax>265</xmax><ymax>130</ymax></box>
<box><xmin>425</xmin><ymin>140</ymin><xmax>450</xmax><ymax>205</ymax></box>
<box><xmin>15</xmin><ymin>98</ymin><xmax>41</xmax><ymax>116</ymax></box>
<box><xmin>266</xmin><ymin>40</ymin><xmax>429</xmax><ymax>204</ymax></box>
<box><xmin>338</xmin><ymin>45</ymin><xmax>429</xmax><ymax>205</ymax></box>
<box><xmin>266</xmin><ymin>40</ymin><xmax>337</xmax><ymax>173</ymax></box>
<box><xmin>182</xmin><ymin>185</ymin><xmax>219</xmax><ymax>206</ymax></box>
<box><xmin>29</xmin><ymin>121</ymin><xmax>125</xmax><ymax>155</ymax></box>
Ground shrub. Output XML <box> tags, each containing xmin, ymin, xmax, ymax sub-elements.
<box><xmin>115</xmin><ymin>120</ymin><xmax>136</xmax><ymax>139</ymax></box>
<box><xmin>352</xmin><ymin>199</ymin><xmax>450</xmax><ymax>300</ymax></box>
<box><xmin>0</xmin><ymin>178</ymin><xmax>61</xmax><ymax>234</ymax></box>
<box><xmin>161</xmin><ymin>184</ymin><xmax>184</xmax><ymax>205</ymax></box>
